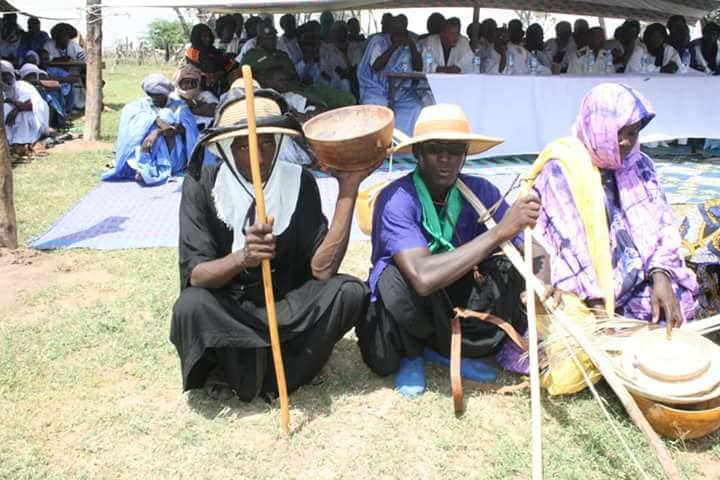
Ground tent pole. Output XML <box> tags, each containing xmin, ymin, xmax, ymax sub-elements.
<box><xmin>471</xmin><ymin>5</ymin><xmax>480</xmax><ymax>50</ymax></box>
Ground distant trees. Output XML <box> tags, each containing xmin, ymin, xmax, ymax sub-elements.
<box><xmin>146</xmin><ymin>19</ymin><xmax>186</xmax><ymax>52</ymax></box>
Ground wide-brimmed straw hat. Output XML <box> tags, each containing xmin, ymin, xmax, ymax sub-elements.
<box><xmin>392</xmin><ymin>104</ymin><xmax>503</xmax><ymax>155</ymax></box>
<box><xmin>187</xmin><ymin>88</ymin><xmax>301</xmax><ymax>179</ymax></box>
<box><xmin>619</xmin><ymin>328</ymin><xmax>720</xmax><ymax>404</ymax></box>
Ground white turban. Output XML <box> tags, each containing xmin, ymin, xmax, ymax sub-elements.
<box><xmin>19</xmin><ymin>63</ymin><xmax>47</xmax><ymax>81</ymax></box>
<box><xmin>0</xmin><ymin>60</ymin><xmax>16</xmax><ymax>89</ymax></box>
<box><xmin>141</xmin><ymin>73</ymin><xmax>173</xmax><ymax>96</ymax></box>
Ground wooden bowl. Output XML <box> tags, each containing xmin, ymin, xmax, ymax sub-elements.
<box><xmin>303</xmin><ymin>105</ymin><xmax>394</xmax><ymax>172</ymax></box>
<box><xmin>634</xmin><ymin>395</ymin><xmax>720</xmax><ymax>440</ymax></box>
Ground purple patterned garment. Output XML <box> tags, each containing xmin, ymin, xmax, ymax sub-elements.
<box><xmin>533</xmin><ymin>83</ymin><xmax>698</xmax><ymax>322</ymax></box>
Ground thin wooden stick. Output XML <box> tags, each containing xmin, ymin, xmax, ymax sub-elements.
<box><xmin>523</xmin><ymin>182</ymin><xmax>543</xmax><ymax>480</ymax></box>
<box><xmin>242</xmin><ymin>65</ymin><xmax>290</xmax><ymax>434</ymax></box>
<box><xmin>456</xmin><ymin>179</ymin><xmax>681</xmax><ymax>480</ymax></box>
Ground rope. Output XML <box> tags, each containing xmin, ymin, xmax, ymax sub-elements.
<box><xmin>558</xmin><ymin>331</ymin><xmax>651</xmax><ymax>479</ymax></box>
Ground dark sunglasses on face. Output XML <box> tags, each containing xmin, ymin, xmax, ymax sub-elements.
<box><xmin>422</xmin><ymin>141</ymin><xmax>469</xmax><ymax>156</ymax></box>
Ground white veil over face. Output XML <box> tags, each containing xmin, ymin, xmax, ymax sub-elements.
<box><xmin>209</xmin><ymin>134</ymin><xmax>302</xmax><ymax>252</ymax></box>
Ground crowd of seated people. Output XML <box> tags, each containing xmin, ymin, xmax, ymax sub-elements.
<box><xmin>5</xmin><ymin>11</ymin><xmax>717</xmax><ymax>169</ymax></box>
<box><xmin>1</xmin><ymin>14</ymin><xmax>86</xmax><ymax>159</ymax></box>
<box><xmin>103</xmin><ymin>11</ymin><xmax>720</xmax><ymax>184</ymax></box>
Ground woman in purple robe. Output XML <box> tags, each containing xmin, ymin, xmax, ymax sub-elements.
<box><xmin>531</xmin><ymin>83</ymin><xmax>698</xmax><ymax>329</ymax></box>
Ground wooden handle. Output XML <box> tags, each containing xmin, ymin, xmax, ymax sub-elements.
<box><xmin>242</xmin><ymin>65</ymin><xmax>290</xmax><ymax>434</ymax></box>
<box><xmin>456</xmin><ymin>179</ymin><xmax>681</xmax><ymax>480</ymax></box>
<box><xmin>523</xmin><ymin>182</ymin><xmax>543</xmax><ymax>480</ymax></box>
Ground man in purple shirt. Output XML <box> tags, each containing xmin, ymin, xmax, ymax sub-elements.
<box><xmin>357</xmin><ymin>104</ymin><xmax>550</xmax><ymax>397</ymax></box>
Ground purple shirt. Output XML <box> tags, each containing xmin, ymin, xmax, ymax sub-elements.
<box><xmin>368</xmin><ymin>172</ymin><xmax>517</xmax><ymax>300</ymax></box>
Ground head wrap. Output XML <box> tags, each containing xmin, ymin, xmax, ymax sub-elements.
<box><xmin>19</xmin><ymin>63</ymin><xmax>46</xmax><ymax>81</ymax></box>
<box><xmin>23</xmin><ymin>50</ymin><xmax>41</xmax><ymax>65</ymax></box>
<box><xmin>173</xmin><ymin>64</ymin><xmax>202</xmax><ymax>100</ymax></box>
<box><xmin>141</xmin><ymin>73</ymin><xmax>174</xmax><ymax>96</ymax></box>
<box><xmin>0</xmin><ymin>60</ymin><xmax>16</xmax><ymax>89</ymax></box>
<box><xmin>573</xmin><ymin>83</ymin><xmax>655</xmax><ymax>170</ymax></box>
<box><xmin>209</xmin><ymin>135</ymin><xmax>301</xmax><ymax>252</ymax></box>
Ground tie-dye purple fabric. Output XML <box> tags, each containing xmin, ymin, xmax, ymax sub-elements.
<box><xmin>534</xmin><ymin>83</ymin><xmax>698</xmax><ymax>322</ymax></box>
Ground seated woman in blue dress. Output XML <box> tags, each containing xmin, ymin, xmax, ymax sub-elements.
<box><xmin>102</xmin><ymin>74</ymin><xmax>199</xmax><ymax>185</ymax></box>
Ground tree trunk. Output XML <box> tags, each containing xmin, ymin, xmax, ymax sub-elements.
<box><xmin>84</xmin><ymin>0</ymin><xmax>103</xmax><ymax>142</ymax></box>
<box><xmin>0</xmin><ymin>89</ymin><xmax>18</xmax><ymax>249</ymax></box>
<box><xmin>174</xmin><ymin>7</ymin><xmax>192</xmax><ymax>40</ymax></box>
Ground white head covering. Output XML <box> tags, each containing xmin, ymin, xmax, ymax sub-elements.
<box><xmin>23</xmin><ymin>50</ymin><xmax>41</xmax><ymax>65</ymax></box>
<box><xmin>141</xmin><ymin>73</ymin><xmax>174</xmax><ymax>96</ymax></box>
<box><xmin>208</xmin><ymin>135</ymin><xmax>302</xmax><ymax>252</ymax></box>
<box><xmin>173</xmin><ymin>64</ymin><xmax>202</xmax><ymax>100</ymax></box>
<box><xmin>0</xmin><ymin>60</ymin><xmax>16</xmax><ymax>90</ymax></box>
<box><xmin>19</xmin><ymin>63</ymin><xmax>47</xmax><ymax>81</ymax></box>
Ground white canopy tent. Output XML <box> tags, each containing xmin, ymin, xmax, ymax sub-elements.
<box><xmin>105</xmin><ymin>0</ymin><xmax>720</xmax><ymax>22</ymax></box>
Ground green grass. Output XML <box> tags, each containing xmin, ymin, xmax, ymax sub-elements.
<box><xmin>2</xmin><ymin>64</ymin><xmax>719</xmax><ymax>479</ymax></box>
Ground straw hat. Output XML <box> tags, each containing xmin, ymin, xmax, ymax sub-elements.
<box><xmin>392</xmin><ymin>104</ymin><xmax>504</xmax><ymax>155</ymax></box>
<box><xmin>187</xmin><ymin>88</ymin><xmax>301</xmax><ymax>179</ymax></box>
<box><xmin>620</xmin><ymin>329</ymin><xmax>720</xmax><ymax>403</ymax></box>
<box><xmin>208</xmin><ymin>90</ymin><xmax>300</xmax><ymax>144</ymax></box>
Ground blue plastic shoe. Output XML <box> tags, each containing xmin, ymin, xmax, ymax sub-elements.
<box><xmin>423</xmin><ymin>348</ymin><xmax>497</xmax><ymax>383</ymax></box>
<box><xmin>395</xmin><ymin>357</ymin><xmax>426</xmax><ymax>397</ymax></box>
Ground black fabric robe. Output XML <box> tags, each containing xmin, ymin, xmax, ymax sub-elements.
<box><xmin>170</xmin><ymin>164</ymin><xmax>368</xmax><ymax>400</ymax></box>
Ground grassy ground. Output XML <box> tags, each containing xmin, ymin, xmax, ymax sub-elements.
<box><xmin>2</xmin><ymin>64</ymin><xmax>719</xmax><ymax>479</ymax></box>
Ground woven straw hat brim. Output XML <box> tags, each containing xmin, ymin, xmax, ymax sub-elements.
<box><xmin>393</xmin><ymin>132</ymin><xmax>504</xmax><ymax>155</ymax></box>
<box><xmin>619</xmin><ymin>329</ymin><xmax>720</xmax><ymax>404</ymax></box>
<box><xmin>208</xmin><ymin>126</ymin><xmax>299</xmax><ymax>144</ymax></box>
<box><xmin>208</xmin><ymin>94</ymin><xmax>300</xmax><ymax>142</ymax></box>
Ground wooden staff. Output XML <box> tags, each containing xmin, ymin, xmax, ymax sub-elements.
<box><xmin>456</xmin><ymin>180</ymin><xmax>681</xmax><ymax>480</ymax></box>
<box><xmin>242</xmin><ymin>65</ymin><xmax>290</xmax><ymax>434</ymax></box>
<box><xmin>523</xmin><ymin>182</ymin><xmax>543</xmax><ymax>480</ymax></box>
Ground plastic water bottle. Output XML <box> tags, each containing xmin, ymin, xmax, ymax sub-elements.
<box><xmin>472</xmin><ymin>50</ymin><xmax>482</xmax><ymax>74</ymax></box>
<box><xmin>603</xmin><ymin>52</ymin><xmax>614</xmax><ymax>73</ymax></box>
<box><xmin>528</xmin><ymin>51</ymin><xmax>539</xmax><ymax>75</ymax></box>
<box><xmin>584</xmin><ymin>51</ymin><xmax>595</xmax><ymax>74</ymax></box>
<box><xmin>681</xmin><ymin>50</ymin><xmax>690</xmax><ymax>74</ymax></box>
<box><xmin>399</xmin><ymin>46</ymin><xmax>411</xmax><ymax>72</ymax></box>
<box><xmin>506</xmin><ymin>50</ymin><xmax>515</xmax><ymax>74</ymax></box>
<box><xmin>422</xmin><ymin>47</ymin><xmax>434</xmax><ymax>74</ymax></box>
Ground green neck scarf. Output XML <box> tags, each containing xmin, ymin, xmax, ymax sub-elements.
<box><xmin>412</xmin><ymin>168</ymin><xmax>463</xmax><ymax>253</ymax></box>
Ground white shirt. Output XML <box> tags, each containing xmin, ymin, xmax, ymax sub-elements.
<box><xmin>482</xmin><ymin>45</ymin><xmax>548</xmax><ymax>75</ymax></box>
<box><xmin>278</xmin><ymin>36</ymin><xmax>302</xmax><ymax>65</ymax></box>
<box><xmin>215</xmin><ymin>36</ymin><xmax>242</xmax><ymax>55</ymax></box>
<box><xmin>319</xmin><ymin>42</ymin><xmax>353</xmax><ymax>92</ymax></box>
<box><xmin>544</xmin><ymin>37</ymin><xmax>576</xmax><ymax>71</ymax></box>
<box><xmin>418</xmin><ymin>34</ymin><xmax>474</xmax><ymax>73</ymax></box>
<box><xmin>568</xmin><ymin>47</ymin><xmax>614</xmax><ymax>74</ymax></box>
<box><xmin>43</xmin><ymin>39</ymin><xmax>86</xmax><ymax>61</ymax></box>
<box><xmin>625</xmin><ymin>44</ymin><xmax>681</xmax><ymax>74</ymax></box>
<box><xmin>348</xmin><ymin>40</ymin><xmax>366</xmax><ymax>66</ymax></box>
<box><xmin>691</xmin><ymin>39</ymin><xmax>720</xmax><ymax>74</ymax></box>
<box><xmin>235</xmin><ymin>38</ymin><xmax>257</xmax><ymax>63</ymax></box>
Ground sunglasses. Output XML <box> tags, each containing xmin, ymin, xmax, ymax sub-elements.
<box><xmin>421</xmin><ymin>141</ymin><xmax>469</xmax><ymax>156</ymax></box>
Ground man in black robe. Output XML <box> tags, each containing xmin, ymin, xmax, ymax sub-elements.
<box><xmin>170</xmin><ymin>88</ymin><xmax>370</xmax><ymax>401</ymax></box>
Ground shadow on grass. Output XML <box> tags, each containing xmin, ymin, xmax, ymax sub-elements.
<box><xmin>184</xmin><ymin>336</ymin><xmax>390</xmax><ymax>431</ymax></box>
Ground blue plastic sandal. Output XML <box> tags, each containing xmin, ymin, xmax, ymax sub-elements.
<box><xmin>395</xmin><ymin>357</ymin><xmax>426</xmax><ymax>397</ymax></box>
<box><xmin>423</xmin><ymin>348</ymin><xmax>497</xmax><ymax>383</ymax></box>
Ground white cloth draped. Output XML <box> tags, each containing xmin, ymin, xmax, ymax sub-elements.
<box><xmin>427</xmin><ymin>73</ymin><xmax>720</xmax><ymax>157</ymax></box>
<box><xmin>567</xmin><ymin>47</ymin><xmax>613</xmax><ymax>74</ymax></box>
<box><xmin>209</xmin><ymin>137</ymin><xmax>302</xmax><ymax>252</ymax></box>
<box><xmin>4</xmin><ymin>80</ymin><xmax>50</xmax><ymax>145</ymax></box>
<box><xmin>418</xmin><ymin>34</ymin><xmax>474</xmax><ymax>73</ymax></box>
<box><xmin>43</xmin><ymin>39</ymin><xmax>86</xmax><ymax>61</ymax></box>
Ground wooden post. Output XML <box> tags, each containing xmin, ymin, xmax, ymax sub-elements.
<box><xmin>471</xmin><ymin>6</ymin><xmax>481</xmax><ymax>50</ymax></box>
<box><xmin>84</xmin><ymin>0</ymin><xmax>103</xmax><ymax>142</ymax></box>
<box><xmin>0</xmin><ymin>90</ymin><xmax>17</xmax><ymax>249</ymax></box>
